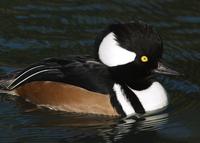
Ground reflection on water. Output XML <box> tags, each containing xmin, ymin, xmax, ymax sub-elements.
<box><xmin>0</xmin><ymin>0</ymin><xmax>200</xmax><ymax>143</ymax></box>
<box><xmin>99</xmin><ymin>113</ymin><xmax>169</xmax><ymax>143</ymax></box>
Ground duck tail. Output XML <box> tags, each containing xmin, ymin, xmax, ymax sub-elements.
<box><xmin>0</xmin><ymin>72</ymin><xmax>18</xmax><ymax>95</ymax></box>
<box><xmin>0</xmin><ymin>79</ymin><xmax>13</xmax><ymax>94</ymax></box>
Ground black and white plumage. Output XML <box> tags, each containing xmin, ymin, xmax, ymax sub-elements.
<box><xmin>0</xmin><ymin>21</ymin><xmax>179</xmax><ymax>117</ymax></box>
<box><xmin>7</xmin><ymin>56</ymin><xmax>113</xmax><ymax>93</ymax></box>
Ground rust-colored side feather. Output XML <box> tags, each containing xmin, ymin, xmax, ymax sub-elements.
<box><xmin>15</xmin><ymin>81</ymin><xmax>118</xmax><ymax>116</ymax></box>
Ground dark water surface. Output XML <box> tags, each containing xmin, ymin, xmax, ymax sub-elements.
<box><xmin>0</xmin><ymin>0</ymin><xmax>200</xmax><ymax>143</ymax></box>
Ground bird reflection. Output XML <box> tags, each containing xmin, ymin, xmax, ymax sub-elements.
<box><xmin>98</xmin><ymin>113</ymin><xmax>169</xmax><ymax>143</ymax></box>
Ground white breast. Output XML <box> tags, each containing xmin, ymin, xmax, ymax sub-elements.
<box><xmin>129</xmin><ymin>82</ymin><xmax>168</xmax><ymax>112</ymax></box>
<box><xmin>113</xmin><ymin>83</ymin><xmax>136</xmax><ymax>116</ymax></box>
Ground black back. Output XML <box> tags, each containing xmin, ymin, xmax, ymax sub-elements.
<box><xmin>8</xmin><ymin>56</ymin><xmax>114</xmax><ymax>94</ymax></box>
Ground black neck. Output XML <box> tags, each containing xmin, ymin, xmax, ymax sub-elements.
<box><xmin>123</xmin><ymin>76</ymin><xmax>153</xmax><ymax>90</ymax></box>
<box><xmin>111</xmin><ymin>73</ymin><xmax>153</xmax><ymax>91</ymax></box>
<box><xmin>108</xmin><ymin>63</ymin><xmax>153</xmax><ymax>90</ymax></box>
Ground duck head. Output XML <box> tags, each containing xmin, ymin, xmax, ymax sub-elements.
<box><xmin>96</xmin><ymin>22</ymin><xmax>179</xmax><ymax>90</ymax></box>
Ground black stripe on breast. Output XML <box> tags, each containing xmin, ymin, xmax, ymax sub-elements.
<box><xmin>110</xmin><ymin>90</ymin><xmax>126</xmax><ymax>117</ymax></box>
<box><xmin>122</xmin><ymin>84</ymin><xmax>145</xmax><ymax>114</ymax></box>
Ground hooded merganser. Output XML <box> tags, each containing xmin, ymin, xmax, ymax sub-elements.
<box><xmin>0</xmin><ymin>22</ymin><xmax>179</xmax><ymax>117</ymax></box>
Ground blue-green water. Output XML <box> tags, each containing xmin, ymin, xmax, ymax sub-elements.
<box><xmin>0</xmin><ymin>0</ymin><xmax>200</xmax><ymax>142</ymax></box>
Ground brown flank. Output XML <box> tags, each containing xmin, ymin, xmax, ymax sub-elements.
<box><xmin>15</xmin><ymin>81</ymin><xmax>119</xmax><ymax>116</ymax></box>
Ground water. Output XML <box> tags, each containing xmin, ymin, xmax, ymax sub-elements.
<box><xmin>0</xmin><ymin>0</ymin><xmax>200</xmax><ymax>142</ymax></box>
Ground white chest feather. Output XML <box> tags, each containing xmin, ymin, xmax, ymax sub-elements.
<box><xmin>113</xmin><ymin>82</ymin><xmax>168</xmax><ymax>116</ymax></box>
<box><xmin>129</xmin><ymin>82</ymin><xmax>168</xmax><ymax>112</ymax></box>
<box><xmin>113</xmin><ymin>84</ymin><xmax>136</xmax><ymax>116</ymax></box>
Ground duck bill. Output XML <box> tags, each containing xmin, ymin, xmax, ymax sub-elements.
<box><xmin>153</xmin><ymin>62</ymin><xmax>180</xmax><ymax>76</ymax></box>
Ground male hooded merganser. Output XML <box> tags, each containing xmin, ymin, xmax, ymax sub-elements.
<box><xmin>0</xmin><ymin>22</ymin><xmax>179</xmax><ymax>117</ymax></box>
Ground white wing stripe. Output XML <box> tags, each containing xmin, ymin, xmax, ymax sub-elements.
<box><xmin>8</xmin><ymin>65</ymin><xmax>45</xmax><ymax>88</ymax></box>
<box><xmin>9</xmin><ymin>69</ymin><xmax>57</xmax><ymax>90</ymax></box>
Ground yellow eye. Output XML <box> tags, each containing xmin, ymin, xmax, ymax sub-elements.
<box><xmin>141</xmin><ymin>56</ymin><xmax>148</xmax><ymax>62</ymax></box>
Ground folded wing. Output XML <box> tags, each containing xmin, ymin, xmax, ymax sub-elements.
<box><xmin>6</xmin><ymin>56</ymin><xmax>113</xmax><ymax>94</ymax></box>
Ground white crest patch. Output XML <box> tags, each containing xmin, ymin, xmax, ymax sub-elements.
<box><xmin>113</xmin><ymin>83</ymin><xmax>135</xmax><ymax>116</ymax></box>
<box><xmin>98</xmin><ymin>32</ymin><xmax>136</xmax><ymax>67</ymax></box>
<box><xmin>129</xmin><ymin>82</ymin><xmax>168</xmax><ymax>112</ymax></box>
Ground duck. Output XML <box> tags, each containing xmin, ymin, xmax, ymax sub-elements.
<box><xmin>0</xmin><ymin>21</ymin><xmax>179</xmax><ymax>117</ymax></box>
